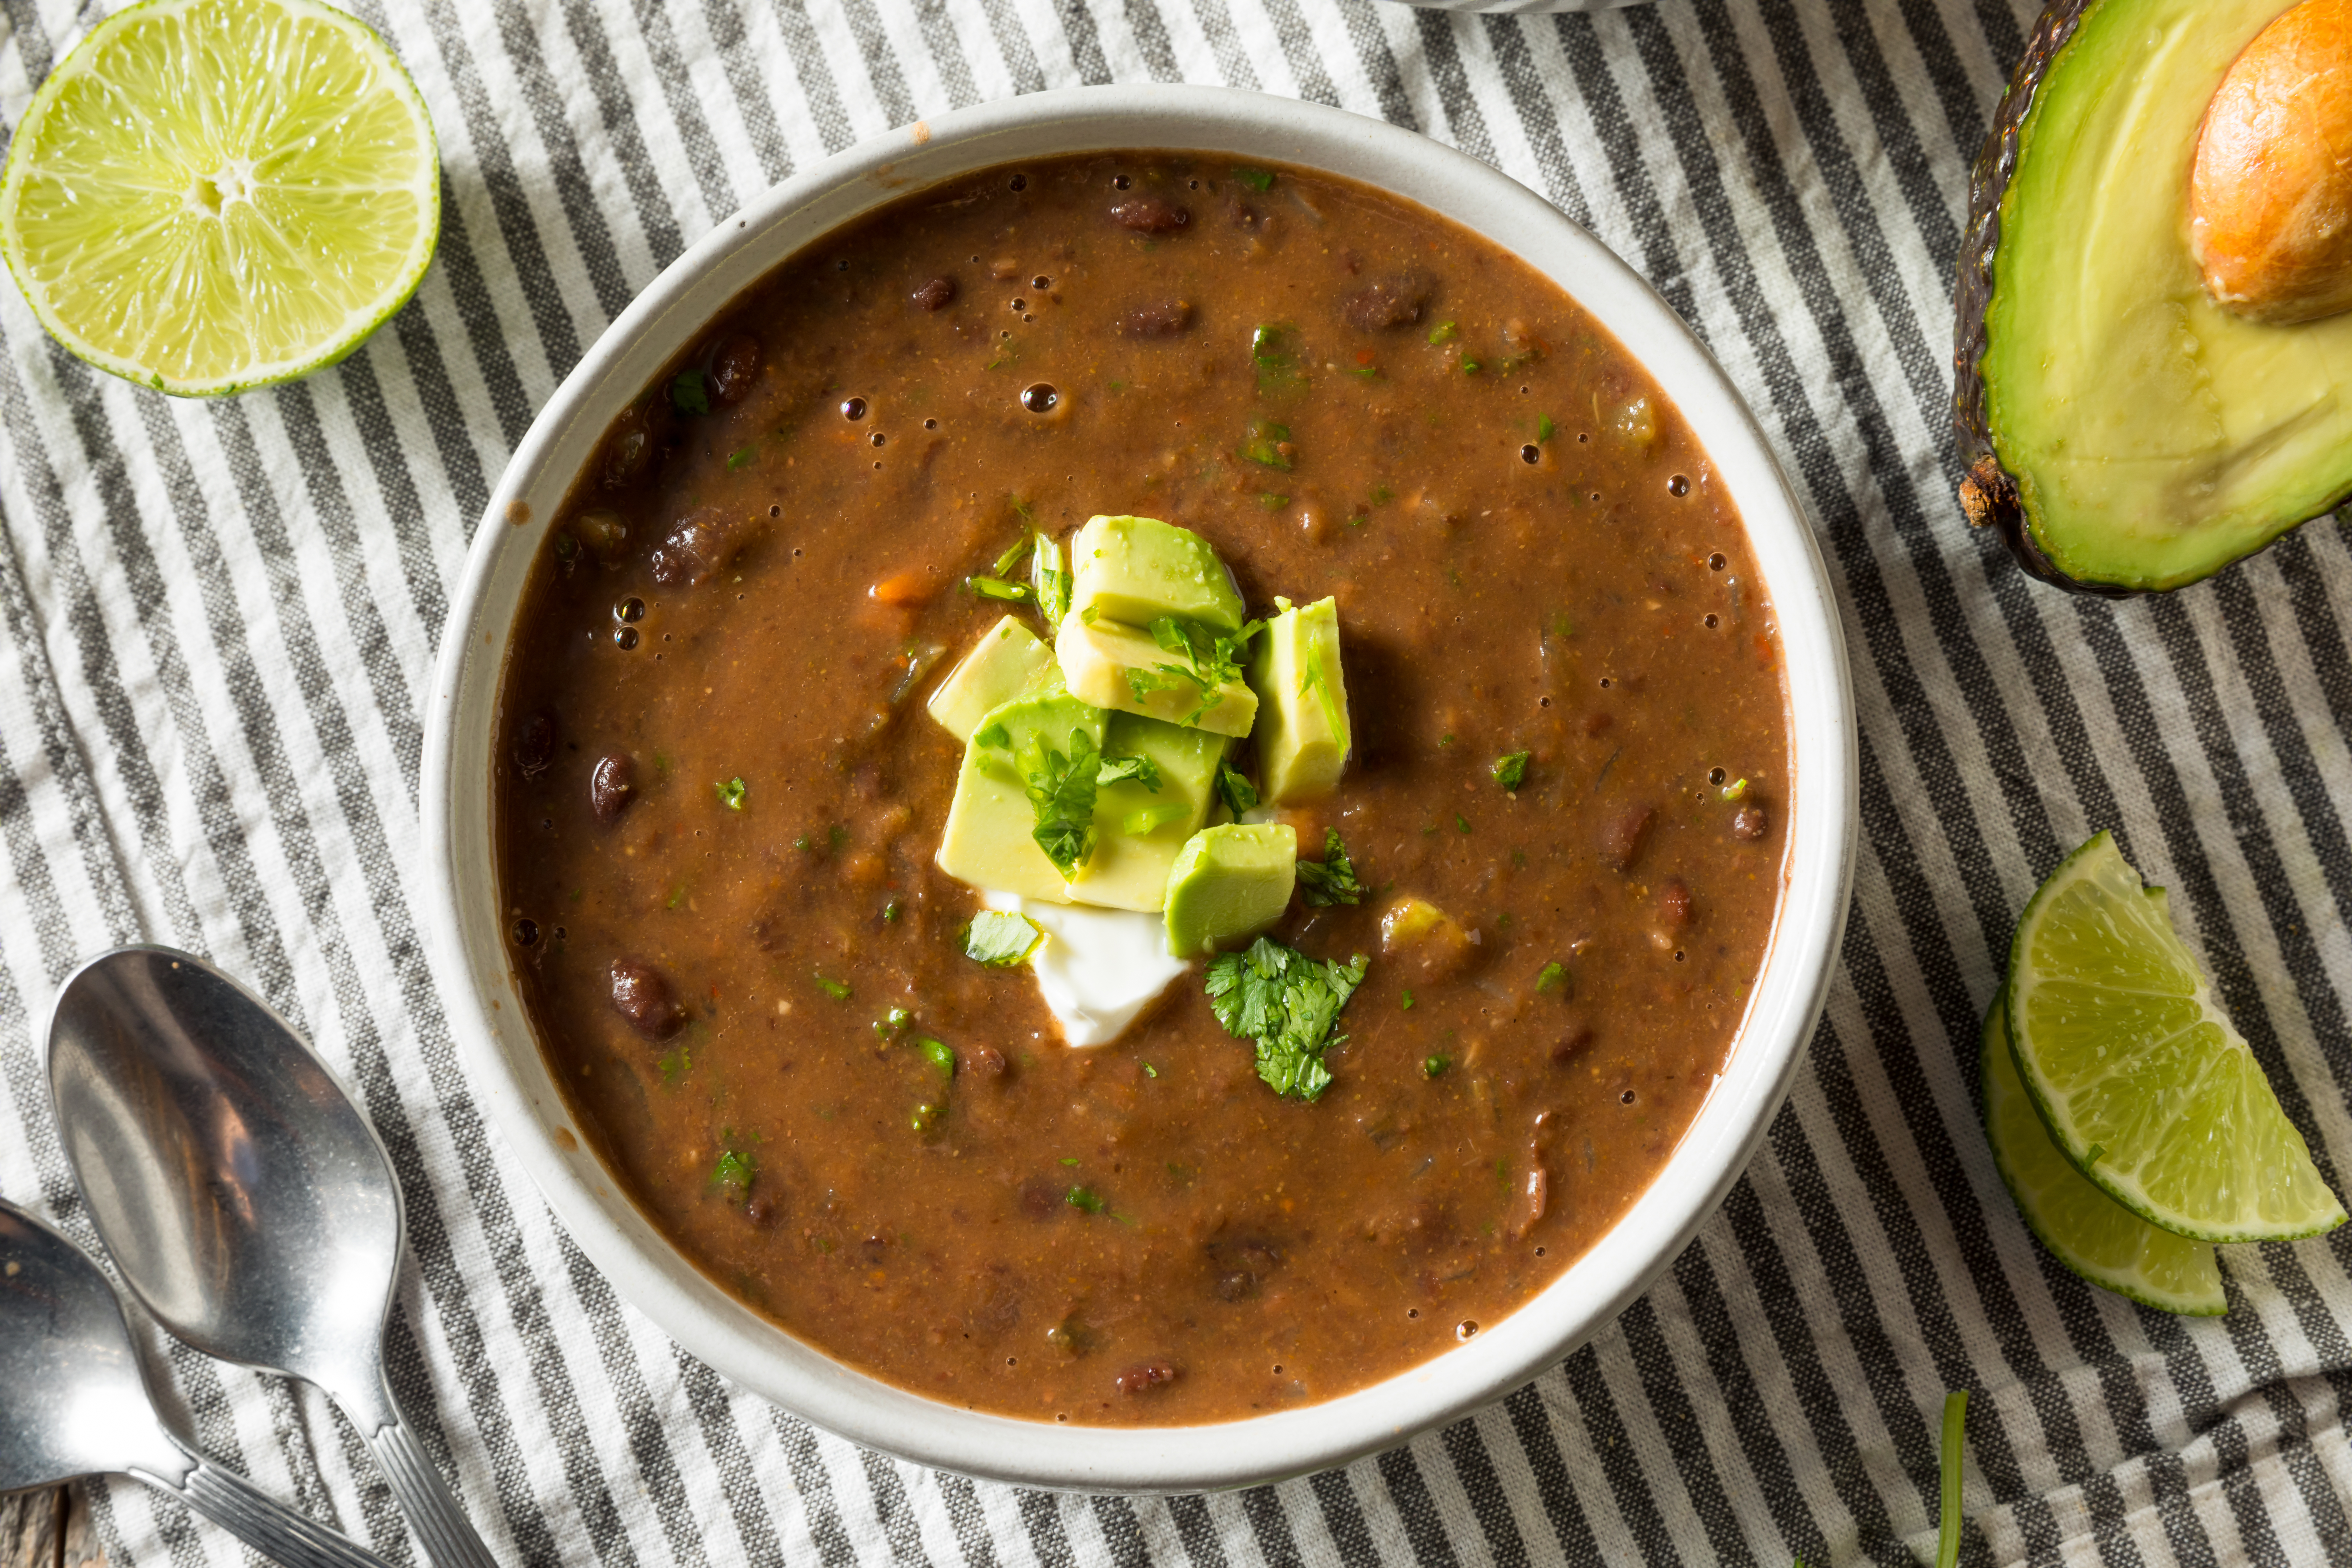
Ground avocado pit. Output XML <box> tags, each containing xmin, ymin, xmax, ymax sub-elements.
<box><xmin>2189</xmin><ymin>0</ymin><xmax>2352</xmax><ymax>324</ymax></box>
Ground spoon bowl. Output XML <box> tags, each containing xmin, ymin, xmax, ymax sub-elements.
<box><xmin>46</xmin><ymin>946</ymin><xmax>496</xmax><ymax>1568</ymax></box>
<box><xmin>0</xmin><ymin>1199</ymin><xmax>392</xmax><ymax>1568</ymax></box>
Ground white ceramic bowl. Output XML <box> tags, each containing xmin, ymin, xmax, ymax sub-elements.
<box><xmin>422</xmin><ymin>84</ymin><xmax>1856</xmax><ymax>1494</ymax></box>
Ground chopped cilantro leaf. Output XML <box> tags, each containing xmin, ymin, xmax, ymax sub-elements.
<box><xmin>710</xmin><ymin>1144</ymin><xmax>755</xmax><ymax>1194</ymax></box>
<box><xmin>1021</xmin><ymin>728</ymin><xmax>1100</xmax><ymax>876</ymax></box>
<box><xmin>1147</xmin><ymin>616</ymin><xmax>1264</xmax><ymax>723</ymax></box>
<box><xmin>1143</xmin><ymin>1062</ymin><xmax>1158</xmax><ymax>1078</ymax></box>
<box><xmin>1460</xmin><ymin>356</ymin><xmax>1482</xmax><ymax>374</ymax></box>
<box><xmin>1214</xmin><ymin>761</ymin><xmax>1259</xmax><ymax>818</ymax></box>
<box><xmin>1456</xmin><ymin>813</ymin><xmax>1473</xmax><ymax>834</ymax></box>
<box><xmin>1096</xmin><ymin>753</ymin><xmax>1163</xmax><ymax>792</ymax></box>
<box><xmin>1537</xmin><ymin>414</ymin><xmax>1556</xmax><ymax>442</ymax></box>
<box><xmin>1066</xmin><ymin>1186</ymin><xmax>1107</xmax><ymax>1214</ymax></box>
<box><xmin>1250</xmin><ymin>323</ymin><xmax>1306</xmax><ymax>397</ymax></box>
<box><xmin>1203</xmin><ymin>937</ymin><xmax>1370</xmax><ymax>1102</ymax></box>
<box><xmin>1295</xmin><ymin>828</ymin><xmax>1364</xmax><ymax>908</ymax></box>
<box><xmin>1422</xmin><ymin>1055</ymin><xmax>1449</xmax><ymax>1079</ymax></box>
<box><xmin>873</xmin><ymin>1007</ymin><xmax>910</xmax><ymax>1040</ymax></box>
<box><xmin>716</xmin><ymin>776</ymin><xmax>747</xmax><ymax>810</ymax></box>
<box><xmin>1536</xmin><ymin>961</ymin><xmax>1569</xmax><ymax>995</ymax></box>
<box><xmin>1400</xmin><ymin>989</ymin><xmax>1415</xmax><ymax>1010</ymax></box>
<box><xmin>1031</xmin><ymin>531</ymin><xmax>1072</xmax><ymax>634</ymax></box>
<box><xmin>1259</xmin><ymin>492</ymin><xmax>1289</xmax><ymax>510</ymax></box>
<box><xmin>968</xmin><ymin>575</ymin><xmax>1032</xmax><ymax>603</ymax></box>
<box><xmin>963</xmin><ymin>910</ymin><xmax>1043</xmax><ymax>967</ymax></box>
<box><xmin>1238</xmin><ymin>416</ymin><xmax>1292</xmax><ymax>470</ymax></box>
<box><xmin>992</xmin><ymin>533</ymin><xmax>1035</xmax><ymax>577</ymax></box>
<box><xmin>973</xmin><ymin>721</ymin><xmax>1010</xmax><ymax>750</ymax></box>
<box><xmin>670</xmin><ymin>370</ymin><xmax>709</xmax><ymax>415</ymax></box>
<box><xmin>1492</xmin><ymin>751</ymin><xmax>1530</xmax><ymax>791</ymax></box>
<box><xmin>813</xmin><ymin>972</ymin><xmax>852</xmax><ymax>1001</ymax></box>
<box><xmin>1427</xmin><ymin>321</ymin><xmax>1458</xmax><ymax>345</ymax></box>
<box><xmin>1233</xmin><ymin>166</ymin><xmax>1275</xmax><ymax>192</ymax></box>
<box><xmin>1720</xmin><ymin>776</ymin><xmax>1750</xmax><ymax>802</ymax></box>
<box><xmin>727</xmin><ymin>445</ymin><xmax>756</xmax><ymax>470</ymax></box>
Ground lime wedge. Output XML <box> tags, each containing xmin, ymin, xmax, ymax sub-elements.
<box><xmin>2005</xmin><ymin>832</ymin><xmax>2344</xmax><ymax>1243</ymax></box>
<box><xmin>1981</xmin><ymin>1006</ymin><xmax>2224</xmax><ymax>1314</ymax></box>
<box><xmin>0</xmin><ymin>0</ymin><xmax>438</xmax><ymax>397</ymax></box>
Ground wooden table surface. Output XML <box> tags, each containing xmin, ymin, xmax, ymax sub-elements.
<box><xmin>1</xmin><ymin>1486</ymin><xmax>100</xmax><ymax>1568</ymax></box>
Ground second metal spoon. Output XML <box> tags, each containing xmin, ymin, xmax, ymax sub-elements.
<box><xmin>46</xmin><ymin>946</ymin><xmax>497</xmax><ymax>1568</ymax></box>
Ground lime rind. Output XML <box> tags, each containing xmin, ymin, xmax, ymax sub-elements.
<box><xmin>0</xmin><ymin>0</ymin><xmax>439</xmax><ymax>398</ymax></box>
<box><xmin>2004</xmin><ymin>831</ymin><xmax>2345</xmax><ymax>1244</ymax></box>
<box><xmin>1981</xmin><ymin>1006</ymin><xmax>2225</xmax><ymax>1315</ymax></box>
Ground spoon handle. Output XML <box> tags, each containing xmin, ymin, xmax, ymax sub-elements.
<box><xmin>163</xmin><ymin>1456</ymin><xmax>395</xmax><ymax>1568</ymax></box>
<box><xmin>367</xmin><ymin>1413</ymin><xmax>500</xmax><ymax>1568</ymax></box>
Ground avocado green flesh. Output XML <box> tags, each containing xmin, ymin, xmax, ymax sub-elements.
<box><xmin>1984</xmin><ymin>0</ymin><xmax>2352</xmax><ymax>591</ymax></box>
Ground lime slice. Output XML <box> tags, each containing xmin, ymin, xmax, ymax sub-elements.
<box><xmin>2005</xmin><ymin>831</ymin><xmax>2344</xmax><ymax>1243</ymax></box>
<box><xmin>1981</xmin><ymin>1006</ymin><xmax>2224</xmax><ymax>1314</ymax></box>
<box><xmin>0</xmin><ymin>0</ymin><xmax>438</xmax><ymax>397</ymax></box>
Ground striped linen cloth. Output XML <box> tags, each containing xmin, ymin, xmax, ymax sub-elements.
<box><xmin>0</xmin><ymin>0</ymin><xmax>2348</xmax><ymax>1562</ymax></box>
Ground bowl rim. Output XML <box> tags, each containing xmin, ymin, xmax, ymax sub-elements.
<box><xmin>420</xmin><ymin>82</ymin><xmax>1857</xmax><ymax>1494</ymax></box>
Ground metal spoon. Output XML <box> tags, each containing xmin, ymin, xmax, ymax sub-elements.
<box><xmin>0</xmin><ymin>1199</ymin><xmax>391</xmax><ymax>1568</ymax></box>
<box><xmin>45</xmin><ymin>946</ymin><xmax>498</xmax><ymax>1568</ymax></box>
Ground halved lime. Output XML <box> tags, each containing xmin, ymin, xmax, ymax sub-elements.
<box><xmin>0</xmin><ymin>0</ymin><xmax>438</xmax><ymax>397</ymax></box>
<box><xmin>1981</xmin><ymin>1006</ymin><xmax>2224</xmax><ymax>1314</ymax></box>
<box><xmin>2005</xmin><ymin>832</ymin><xmax>2344</xmax><ymax>1243</ymax></box>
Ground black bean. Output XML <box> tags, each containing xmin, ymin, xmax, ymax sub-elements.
<box><xmin>1658</xmin><ymin>878</ymin><xmax>1692</xmax><ymax>926</ymax></box>
<box><xmin>649</xmin><ymin>505</ymin><xmax>757</xmax><ymax>588</ymax></box>
<box><xmin>1118</xmin><ymin>299</ymin><xmax>1193</xmax><ymax>337</ymax></box>
<box><xmin>573</xmin><ymin>508</ymin><xmax>629</xmax><ymax>562</ymax></box>
<box><xmin>1343</xmin><ymin>273</ymin><xmax>1433</xmax><ymax>331</ymax></box>
<box><xmin>911</xmin><ymin>275</ymin><xmax>957</xmax><ymax>311</ymax></box>
<box><xmin>512</xmin><ymin>710</ymin><xmax>556</xmax><ymax>777</ymax></box>
<box><xmin>1114</xmin><ymin>1360</ymin><xmax>1179</xmax><ymax>1395</ymax></box>
<box><xmin>1109</xmin><ymin>196</ymin><xmax>1188</xmax><ymax>234</ymax></box>
<box><xmin>589</xmin><ymin>752</ymin><xmax>635</xmax><ymax>822</ymax></box>
<box><xmin>1731</xmin><ymin>804</ymin><xmax>1768</xmax><ymax>841</ymax></box>
<box><xmin>1598</xmin><ymin>804</ymin><xmax>1654</xmax><ymax>872</ymax></box>
<box><xmin>743</xmin><ymin>1192</ymin><xmax>782</xmax><ymax>1227</ymax></box>
<box><xmin>707</xmin><ymin>332</ymin><xmax>761</xmax><ymax>404</ymax></box>
<box><xmin>969</xmin><ymin>1046</ymin><xmax>1009</xmax><ymax>1079</ymax></box>
<box><xmin>1212</xmin><ymin>1270</ymin><xmax>1257</xmax><ymax>1303</ymax></box>
<box><xmin>608</xmin><ymin>957</ymin><xmax>683</xmax><ymax>1038</ymax></box>
<box><xmin>1550</xmin><ymin>1025</ymin><xmax>1594</xmax><ymax>1066</ymax></box>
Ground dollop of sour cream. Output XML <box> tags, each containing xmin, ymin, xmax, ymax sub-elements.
<box><xmin>981</xmin><ymin>890</ymin><xmax>1189</xmax><ymax>1046</ymax></box>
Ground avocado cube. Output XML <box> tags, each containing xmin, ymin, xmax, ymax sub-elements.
<box><xmin>1056</xmin><ymin>615</ymin><xmax>1259</xmax><ymax>737</ymax></box>
<box><xmin>935</xmin><ymin>688</ymin><xmax>1106</xmax><ymax>902</ymax></box>
<box><xmin>1163</xmin><ymin>823</ymin><xmax>1297</xmax><ymax>958</ymax></box>
<box><xmin>1068</xmin><ymin>713</ymin><xmax>1231</xmax><ymax>912</ymax></box>
<box><xmin>1068</xmin><ymin>514</ymin><xmax>1246</xmax><ymax>632</ymax></box>
<box><xmin>926</xmin><ymin>616</ymin><xmax>1052</xmax><ymax>741</ymax></box>
<box><xmin>1248</xmin><ymin>596</ymin><xmax>1351</xmax><ymax>804</ymax></box>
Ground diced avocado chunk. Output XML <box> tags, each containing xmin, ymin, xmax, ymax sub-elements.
<box><xmin>936</xmin><ymin>687</ymin><xmax>1106</xmax><ymax>902</ymax></box>
<box><xmin>1248</xmin><ymin>596</ymin><xmax>1351</xmax><ymax>804</ymax></box>
<box><xmin>1164</xmin><ymin>823</ymin><xmax>1297</xmax><ymax>958</ymax></box>
<box><xmin>926</xmin><ymin>616</ymin><xmax>1052</xmax><ymax>741</ymax></box>
<box><xmin>1057</xmin><ymin>614</ymin><xmax>1259</xmax><ymax>737</ymax></box>
<box><xmin>1069</xmin><ymin>713</ymin><xmax>1231</xmax><ymax>912</ymax></box>
<box><xmin>1068</xmin><ymin>514</ymin><xmax>1245</xmax><ymax>632</ymax></box>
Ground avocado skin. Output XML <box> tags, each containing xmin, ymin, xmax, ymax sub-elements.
<box><xmin>1951</xmin><ymin>0</ymin><xmax>2347</xmax><ymax>597</ymax></box>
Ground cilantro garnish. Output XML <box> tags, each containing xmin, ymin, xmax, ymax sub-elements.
<box><xmin>1204</xmin><ymin>937</ymin><xmax>1370</xmax><ymax>1102</ymax></box>
<box><xmin>715</xmin><ymin>776</ymin><xmax>747</xmax><ymax>810</ymax></box>
<box><xmin>968</xmin><ymin>575</ymin><xmax>1032</xmax><ymax>603</ymax></box>
<box><xmin>1422</xmin><ymin>1055</ymin><xmax>1449</xmax><ymax>1079</ymax></box>
<box><xmin>710</xmin><ymin>1143</ymin><xmax>755</xmax><ymax>1195</ymax></box>
<box><xmin>873</xmin><ymin>1007</ymin><xmax>910</xmax><ymax>1040</ymax></box>
<box><xmin>915</xmin><ymin>1037</ymin><xmax>956</xmax><ymax>1079</ymax></box>
<box><xmin>727</xmin><ymin>445</ymin><xmax>756</xmax><ymax>470</ymax></box>
<box><xmin>1214</xmin><ymin>761</ymin><xmax>1259</xmax><ymax>818</ymax></box>
<box><xmin>1536</xmin><ymin>961</ymin><xmax>1569</xmax><ymax>995</ymax></box>
<box><xmin>1021</xmin><ymin>728</ymin><xmax>1100</xmax><ymax>876</ymax></box>
<box><xmin>1237</xmin><ymin>416</ymin><xmax>1293</xmax><ymax>470</ymax></box>
<box><xmin>964</xmin><ymin>910</ymin><xmax>1043</xmax><ymax>967</ymax></box>
<box><xmin>1537</xmin><ymin>414</ymin><xmax>1556</xmax><ymax>442</ymax></box>
<box><xmin>670</xmin><ymin>370</ymin><xmax>709</xmax><ymax>415</ymax></box>
<box><xmin>1066</xmin><ymin>1186</ymin><xmax>1107</xmax><ymax>1214</ymax></box>
<box><xmin>1427</xmin><ymin>321</ymin><xmax>1458</xmax><ymax>345</ymax></box>
<box><xmin>992</xmin><ymin>534</ymin><xmax>1035</xmax><ymax>577</ymax></box>
<box><xmin>1096</xmin><ymin>753</ymin><xmax>1163</xmax><ymax>792</ymax></box>
<box><xmin>1295</xmin><ymin>828</ymin><xmax>1363</xmax><ymax>908</ymax></box>
<box><xmin>1251</xmin><ymin>324</ymin><xmax>1307</xmax><ymax>397</ymax></box>
<box><xmin>1232</xmin><ymin>166</ymin><xmax>1275</xmax><ymax>192</ymax></box>
<box><xmin>1146</xmin><ymin>615</ymin><xmax>1264</xmax><ymax>723</ymax></box>
<box><xmin>1492</xmin><ymin>751</ymin><xmax>1530</xmax><ymax>791</ymax></box>
<box><xmin>813</xmin><ymin>972</ymin><xmax>852</xmax><ymax>1001</ymax></box>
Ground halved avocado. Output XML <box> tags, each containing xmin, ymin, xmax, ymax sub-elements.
<box><xmin>1955</xmin><ymin>0</ymin><xmax>2352</xmax><ymax>594</ymax></box>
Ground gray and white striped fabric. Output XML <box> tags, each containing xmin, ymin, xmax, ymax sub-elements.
<box><xmin>0</xmin><ymin>0</ymin><xmax>2347</xmax><ymax>1562</ymax></box>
